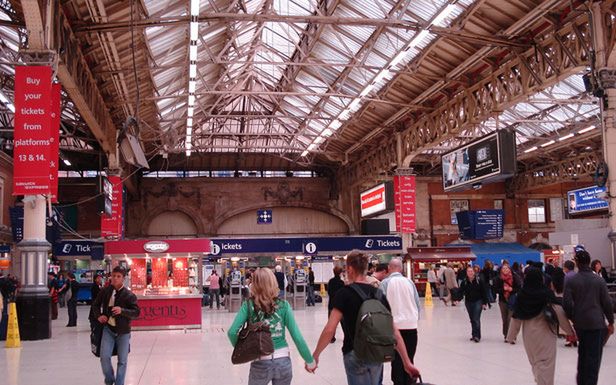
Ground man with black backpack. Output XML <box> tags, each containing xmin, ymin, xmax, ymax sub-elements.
<box><xmin>310</xmin><ymin>251</ymin><xmax>420</xmax><ymax>385</ymax></box>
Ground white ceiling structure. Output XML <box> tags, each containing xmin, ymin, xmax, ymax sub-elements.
<box><xmin>0</xmin><ymin>0</ymin><xmax>611</xmax><ymax>184</ymax></box>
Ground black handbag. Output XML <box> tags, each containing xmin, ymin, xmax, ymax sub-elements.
<box><xmin>231</xmin><ymin>301</ymin><xmax>274</xmax><ymax>364</ymax></box>
<box><xmin>543</xmin><ymin>303</ymin><xmax>559</xmax><ymax>334</ymax></box>
<box><xmin>90</xmin><ymin>323</ymin><xmax>119</xmax><ymax>357</ymax></box>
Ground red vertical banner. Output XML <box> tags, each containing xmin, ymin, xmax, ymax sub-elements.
<box><xmin>49</xmin><ymin>83</ymin><xmax>61</xmax><ymax>202</ymax></box>
<box><xmin>394</xmin><ymin>176</ymin><xmax>401</xmax><ymax>232</ymax></box>
<box><xmin>394</xmin><ymin>175</ymin><xmax>416</xmax><ymax>234</ymax></box>
<box><xmin>101</xmin><ymin>175</ymin><xmax>123</xmax><ymax>238</ymax></box>
<box><xmin>13</xmin><ymin>66</ymin><xmax>53</xmax><ymax>195</ymax></box>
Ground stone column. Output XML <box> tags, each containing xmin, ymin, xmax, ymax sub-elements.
<box><xmin>16</xmin><ymin>194</ymin><xmax>51</xmax><ymax>340</ymax></box>
<box><xmin>593</xmin><ymin>3</ymin><xmax>616</xmax><ymax>269</ymax></box>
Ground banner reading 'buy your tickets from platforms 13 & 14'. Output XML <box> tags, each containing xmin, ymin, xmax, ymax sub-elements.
<box><xmin>12</xmin><ymin>66</ymin><xmax>60</xmax><ymax>199</ymax></box>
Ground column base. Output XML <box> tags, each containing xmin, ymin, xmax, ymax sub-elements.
<box><xmin>16</xmin><ymin>293</ymin><xmax>51</xmax><ymax>340</ymax></box>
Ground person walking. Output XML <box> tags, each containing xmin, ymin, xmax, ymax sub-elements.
<box><xmin>459</xmin><ymin>266</ymin><xmax>489</xmax><ymax>342</ymax></box>
<box><xmin>493</xmin><ymin>264</ymin><xmax>520</xmax><ymax>342</ymax></box>
<box><xmin>89</xmin><ymin>274</ymin><xmax>103</xmax><ymax>330</ymax></box>
<box><xmin>274</xmin><ymin>265</ymin><xmax>287</xmax><ymax>299</ymax></box>
<box><xmin>206</xmin><ymin>270</ymin><xmax>222</xmax><ymax>310</ymax></box>
<box><xmin>57</xmin><ymin>273</ymin><xmax>67</xmax><ymax>308</ymax></box>
<box><xmin>307</xmin><ymin>267</ymin><xmax>316</xmax><ymax>306</ymax></box>
<box><xmin>442</xmin><ymin>262</ymin><xmax>458</xmax><ymax>306</ymax></box>
<box><xmin>327</xmin><ymin>267</ymin><xmax>345</xmax><ymax>343</ymax></box>
<box><xmin>64</xmin><ymin>273</ymin><xmax>79</xmax><ymax>327</ymax></box>
<box><xmin>311</xmin><ymin>251</ymin><xmax>420</xmax><ymax>385</ymax></box>
<box><xmin>590</xmin><ymin>260</ymin><xmax>609</xmax><ymax>282</ymax></box>
<box><xmin>427</xmin><ymin>265</ymin><xmax>439</xmax><ymax>298</ymax></box>
<box><xmin>91</xmin><ymin>266</ymin><xmax>140</xmax><ymax>385</ymax></box>
<box><xmin>563</xmin><ymin>250</ymin><xmax>614</xmax><ymax>385</ymax></box>
<box><xmin>480</xmin><ymin>260</ymin><xmax>496</xmax><ymax>304</ymax></box>
<box><xmin>48</xmin><ymin>272</ymin><xmax>59</xmax><ymax>320</ymax></box>
<box><xmin>507</xmin><ymin>267</ymin><xmax>575</xmax><ymax>385</ymax></box>
<box><xmin>380</xmin><ymin>258</ymin><xmax>421</xmax><ymax>385</ymax></box>
<box><xmin>564</xmin><ymin>260</ymin><xmax>576</xmax><ymax>282</ymax></box>
<box><xmin>228</xmin><ymin>268</ymin><xmax>315</xmax><ymax>385</ymax></box>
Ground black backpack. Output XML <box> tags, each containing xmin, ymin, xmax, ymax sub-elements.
<box><xmin>349</xmin><ymin>284</ymin><xmax>396</xmax><ymax>363</ymax></box>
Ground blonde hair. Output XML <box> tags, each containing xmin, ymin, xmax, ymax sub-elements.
<box><xmin>250</xmin><ymin>268</ymin><xmax>280</xmax><ymax>315</ymax></box>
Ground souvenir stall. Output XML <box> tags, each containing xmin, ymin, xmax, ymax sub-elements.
<box><xmin>104</xmin><ymin>239</ymin><xmax>210</xmax><ymax>330</ymax></box>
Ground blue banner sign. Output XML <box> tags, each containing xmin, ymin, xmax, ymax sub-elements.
<box><xmin>53</xmin><ymin>240</ymin><xmax>105</xmax><ymax>260</ymax></box>
<box><xmin>209</xmin><ymin>236</ymin><xmax>402</xmax><ymax>256</ymax></box>
<box><xmin>567</xmin><ymin>186</ymin><xmax>608</xmax><ymax>214</ymax></box>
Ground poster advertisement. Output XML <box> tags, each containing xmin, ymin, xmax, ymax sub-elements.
<box><xmin>100</xmin><ymin>175</ymin><xmax>123</xmax><ymax>238</ymax></box>
<box><xmin>13</xmin><ymin>66</ymin><xmax>53</xmax><ymax>195</ymax></box>
<box><xmin>450</xmin><ymin>200</ymin><xmax>469</xmax><ymax>225</ymax></box>
<box><xmin>394</xmin><ymin>175</ymin><xmax>416</xmax><ymax>233</ymax></box>
<box><xmin>441</xmin><ymin>131</ymin><xmax>517</xmax><ymax>192</ymax></box>
<box><xmin>567</xmin><ymin>186</ymin><xmax>608</xmax><ymax>215</ymax></box>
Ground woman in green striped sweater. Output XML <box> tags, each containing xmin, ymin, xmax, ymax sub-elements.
<box><xmin>228</xmin><ymin>268</ymin><xmax>316</xmax><ymax>385</ymax></box>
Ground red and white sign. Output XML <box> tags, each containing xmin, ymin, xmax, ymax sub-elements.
<box><xmin>360</xmin><ymin>183</ymin><xmax>388</xmax><ymax>217</ymax></box>
<box><xmin>49</xmin><ymin>83</ymin><xmax>61</xmax><ymax>203</ymax></box>
<box><xmin>132</xmin><ymin>297</ymin><xmax>202</xmax><ymax>329</ymax></box>
<box><xmin>143</xmin><ymin>241</ymin><xmax>170</xmax><ymax>253</ymax></box>
<box><xmin>101</xmin><ymin>175</ymin><xmax>123</xmax><ymax>238</ymax></box>
<box><xmin>104</xmin><ymin>238</ymin><xmax>211</xmax><ymax>255</ymax></box>
<box><xmin>13</xmin><ymin>66</ymin><xmax>53</xmax><ymax>195</ymax></box>
<box><xmin>394</xmin><ymin>175</ymin><xmax>417</xmax><ymax>233</ymax></box>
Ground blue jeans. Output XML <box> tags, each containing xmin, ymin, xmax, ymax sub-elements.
<box><xmin>278</xmin><ymin>290</ymin><xmax>285</xmax><ymax>299</ymax></box>
<box><xmin>343</xmin><ymin>350</ymin><xmax>383</xmax><ymax>385</ymax></box>
<box><xmin>248</xmin><ymin>357</ymin><xmax>292</xmax><ymax>385</ymax></box>
<box><xmin>465</xmin><ymin>300</ymin><xmax>483</xmax><ymax>340</ymax></box>
<box><xmin>576</xmin><ymin>328</ymin><xmax>607</xmax><ymax>385</ymax></box>
<box><xmin>307</xmin><ymin>285</ymin><xmax>315</xmax><ymax>306</ymax></box>
<box><xmin>100</xmin><ymin>326</ymin><xmax>131</xmax><ymax>385</ymax></box>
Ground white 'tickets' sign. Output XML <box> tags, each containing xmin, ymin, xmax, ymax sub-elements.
<box><xmin>143</xmin><ymin>241</ymin><xmax>170</xmax><ymax>253</ymax></box>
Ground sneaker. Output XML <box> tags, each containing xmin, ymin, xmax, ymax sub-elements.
<box><xmin>473</xmin><ymin>337</ymin><xmax>480</xmax><ymax>343</ymax></box>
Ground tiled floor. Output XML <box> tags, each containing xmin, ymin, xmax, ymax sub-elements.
<box><xmin>1</xmin><ymin>300</ymin><xmax>615</xmax><ymax>385</ymax></box>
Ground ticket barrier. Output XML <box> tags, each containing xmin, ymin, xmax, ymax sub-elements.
<box><xmin>292</xmin><ymin>269</ymin><xmax>307</xmax><ymax>310</ymax></box>
<box><xmin>228</xmin><ymin>270</ymin><xmax>243</xmax><ymax>312</ymax></box>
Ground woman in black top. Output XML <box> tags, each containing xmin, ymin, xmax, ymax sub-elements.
<box><xmin>460</xmin><ymin>267</ymin><xmax>489</xmax><ymax>342</ymax></box>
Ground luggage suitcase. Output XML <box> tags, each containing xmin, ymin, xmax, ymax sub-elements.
<box><xmin>415</xmin><ymin>376</ymin><xmax>435</xmax><ymax>385</ymax></box>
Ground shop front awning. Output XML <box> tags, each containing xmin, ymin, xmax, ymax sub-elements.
<box><xmin>463</xmin><ymin>243</ymin><xmax>541</xmax><ymax>267</ymax></box>
<box><xmin>407</xmin><ymin>247</ymin><xmax>476</xmax><ymax>263</ymax></box>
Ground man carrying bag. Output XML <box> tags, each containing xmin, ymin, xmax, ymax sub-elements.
<box><xmin>90</xmin><ymin>266</ymin><xmax>140</xmax><ymax>385</ymax></box>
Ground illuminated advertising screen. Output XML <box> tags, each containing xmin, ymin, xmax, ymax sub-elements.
<box><xmin>442</xmin><ymin>131</ymin><xmax>516</xmax><ymax>192</ymax></box>
<box><xmin>567</xmin><ymin>186</ymin><xmax>608</xmax><ymax>215</ymax></box>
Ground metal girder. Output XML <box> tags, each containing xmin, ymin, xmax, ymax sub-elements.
<box><xmin>341</xmin><ymin>14</ymin><xmax>594</xmax><ymax>186</ymax></box>
<box><xmin>510</xmin><ymin>151</ymin><xmax>601</xmax><ymax>191</ymax></box>
<box><xmin>46</xmin><ymin>1</ymin><xmax>117</xmax><ymax>155</ymax></box>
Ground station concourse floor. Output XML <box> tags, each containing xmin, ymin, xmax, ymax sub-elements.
<box><xmin>2</xmin><ymin>300</ymin><xmax>616</xmax><ymax>385</ymax></box>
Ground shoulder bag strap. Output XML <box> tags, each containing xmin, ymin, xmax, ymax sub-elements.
<box><xmin>349</xmin><ymin>283</ymin><xmax>369</xmax><ymax>302</ymax></box>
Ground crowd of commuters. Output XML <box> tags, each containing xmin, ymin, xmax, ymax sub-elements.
<box><xmin>13</xmin><ymin>245</ymin><xmax>611</xmax><ymax>385</ymax></box>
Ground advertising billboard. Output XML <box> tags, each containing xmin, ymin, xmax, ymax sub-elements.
<box><xmin>360</xmin><ymin>182</ymin><xmax>394</xmax><ymax>217</ymax></box>
<box><xmin>442</xmin><ymin>130</ymin><xmax>516</xmax><ymax>192</ymax></box>
<box><xmin>567</xmin><ymin>186</ymin><xmax>608</xmax><ymax>215</ymax></box>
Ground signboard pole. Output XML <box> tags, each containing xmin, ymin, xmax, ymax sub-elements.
<box><xmin>13</xmin><ymin>63</ymin><xmax>57</xmax><ymax>341</ymax></box>
<box><xmin>395</xmin><ymin>168</ymin><xmax>416</xmax><ymax>259</ymax></box>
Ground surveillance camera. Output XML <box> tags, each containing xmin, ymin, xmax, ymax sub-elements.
<box><xmin>472</xmin><ymin>183</ymin><xmax>482</xmax><ymax>190</ymax></box>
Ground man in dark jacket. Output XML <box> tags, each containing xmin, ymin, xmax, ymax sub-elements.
<box><xmin>91</xmin><ymin>266</ymin><xmax>140</xmax><ymax>385</ymax></box>
<box><xmin>326</xmin><ymin>266</ymin><xmax>345</xmax><ymax>343</ymax></box>
<box><xmin>460</xmin><ymin>267</ymin><xmax>489</xmax><ymax>342</ymax></box>
<box><xmin>563</xmin><ymin>250</ymin><xmax>614</xmax><ymax>385</ymax></box>
<box><xmin>64</xmin><ymin>273</ymin><xmax>79</xmax><ymax>327</ymax></box>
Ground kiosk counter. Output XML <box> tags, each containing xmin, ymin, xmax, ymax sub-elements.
<box><xmin>104</xmin><ymin>239</ymin><xmax>210</xmax><ymax>330</ymax></box>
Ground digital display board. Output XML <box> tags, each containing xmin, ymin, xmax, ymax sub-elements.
<box><xmin>456</xmin><ymin>209</ymin><xmax>504</xmax><ymax>240</ymax></box>
<box><xmin>567</xmin><ymin>186</ymin><xmax>608</xmax><ymax>215</ymax></box>
<box><xmin>360</xmin><ymin>182</ymin><xmax>394</xmax><ymax>218</ymax></box>
<box><xmin>442</xmin><ymin>131</ymin><xmax>516</xmax><ymax>192</ymax></box>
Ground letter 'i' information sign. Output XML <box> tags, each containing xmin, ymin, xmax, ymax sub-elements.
<box><xmin>13</xmin><ymin>66</ymin><xmax>53</xmax><ymax>195</ymax></box>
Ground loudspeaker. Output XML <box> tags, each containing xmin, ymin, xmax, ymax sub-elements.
<box><xmin>361</xmin><ymin>219</ymin><xmax>390</xmax><ymax>235</ymax></box>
